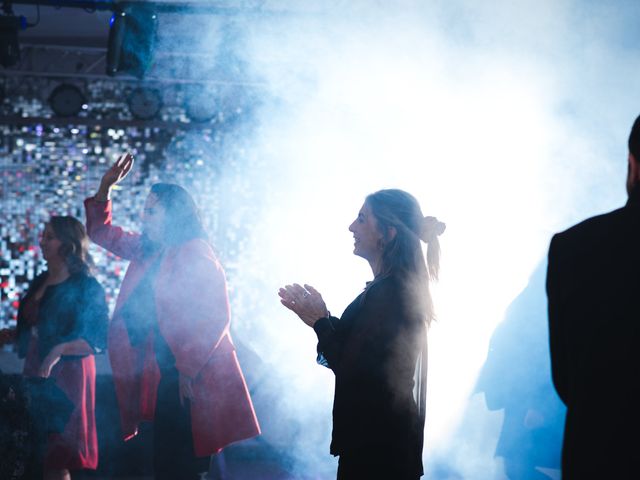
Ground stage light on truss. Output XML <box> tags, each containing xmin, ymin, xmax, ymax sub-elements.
<box><xmin>185</xmin><ymin>85</ymin><xmax>219</xmax><ymax>123</ymax></box>
<box><xmin>127</xmin><ymin>87</ymin><xmax>162</xmax><ymax>120</ymax></box>
<box><xmin>49</xmin><ymin>84</ymin><xmax>86</xmax><ymax>117</ymax></box>
<box><xmin>106</xmin><ymin>3</ymin><xmax>158</xmax><ymax>78</ymax></box>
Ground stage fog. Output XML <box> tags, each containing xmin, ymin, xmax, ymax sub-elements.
<box><xmin>2</xmin><ymin>1</ymin><xmax>640</xmax><ymax>478</ymax></box>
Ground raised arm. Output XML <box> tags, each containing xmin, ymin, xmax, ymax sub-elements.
<box><xmin>84</xmin><ymin>153</ymin><xmax>141</xmax><ymax>259</ymax></box>
<box><xmin>95</xmin><ymin>152</ymin><xmax>135</xmax><ymax>202</ymax></box>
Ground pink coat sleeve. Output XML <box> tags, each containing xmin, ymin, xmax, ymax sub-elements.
<box><xmin>84</xmin><ymin>197</ymin><xmax>142</xmax><ymax>260</ymax></box>
<box><xmin>155</xmin><ymin>239</ymin><xmax>232</xmax><ymax>379</ymax></box>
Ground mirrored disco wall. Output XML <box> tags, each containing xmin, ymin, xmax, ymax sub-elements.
<box><xmin>0</xmin><ymin>75</ymin><xmax>263</xmax><ymax>330</ymax></box>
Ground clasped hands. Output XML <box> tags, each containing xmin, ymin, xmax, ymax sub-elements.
<box><xmin>278</xmin><ymin>283</ymin><xmax>328</xmax><ymax>328</ymax></box>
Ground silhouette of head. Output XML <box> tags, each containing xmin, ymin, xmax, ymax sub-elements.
<box><xmin>627</xmin><ymin>115</ymin><xmax>640</xmax><ymax>195</ymax></box>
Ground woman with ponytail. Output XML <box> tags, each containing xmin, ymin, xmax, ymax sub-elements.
<box><xmin>0</xmin><ymin>216</ymin><xmax>109</xmax><ymax>480</ymax></box>
<box><xmin>279</xmin><ymin>189</ymin><xmax>444</xmax><ymax>480</ymax></box>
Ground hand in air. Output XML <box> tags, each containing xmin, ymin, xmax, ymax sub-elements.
<box><xmin>278</xmin><ymin>283</ymin><xmax>328</xmax><ymax>328</ymax></box>
<box><xmin>103</xmin><ymin>152</ymin><xmax>134</xmax><ymax>188</ymax></box>
<box><xmin>97</xmin><ymin>153</ymin><xmax>135</xmax><ymax>199</ymax></box>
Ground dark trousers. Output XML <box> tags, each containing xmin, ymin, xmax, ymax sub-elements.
<box><xmin>153</xmin><ymin>367</ymin><xmax>208</xmax><ymax>480</ymax></box>
<box><xmin>337</xmin><ymin>449</ymin><xmax>422</xmax><ymax>480</ymax></box>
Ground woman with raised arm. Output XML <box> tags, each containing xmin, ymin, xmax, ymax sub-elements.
<box><xmin>279</xmin><ymin>189</ymin><xmax>445</xmax><ymax>480</ymax></box>
<box><xmin>84</xmin><ymin>153</ymin><xmax>260</xmax><ymax>480</ymax></box>
<box><xmin>0</xmin><ymin>216</ymin><xmax>109</xmax><ymax>480</ymax></box>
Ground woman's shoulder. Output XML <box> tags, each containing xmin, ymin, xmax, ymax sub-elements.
<box><xmin>365</xmin><ymin>273</ymin><xmax>421</xmax><ymax>308</ymax></box>
<box><xmin>68</xmin><ymin>271</ymin><xmax>105</xmax><ymax>293</ymax></box>
<box><xmin>30</xmin><ymin>271</ymin><xmax>48</xmax><ymax>288</ymax></box>
<box><xmin>367</xmin><ymin>274</ymin><xmax>403</xmax><ymax>294</ymax></box>
<box><xmin>174</xmin><ymin>238</ymin><xmax>219</xmax><ymax>263</ymax></box>
<box><xmin>161</xmin><ymin>239</ymin><xmax>225</xmax><ymax>284</ymax></box>
<box><xmin>363</xmin><ymin>275</ymin><xmax>403</xmax><ymax>304</ymax></box>
<box><xmin>21</xmin><ymin>271</ymin><xmax>48</xmax><ymax>301</ymax></box>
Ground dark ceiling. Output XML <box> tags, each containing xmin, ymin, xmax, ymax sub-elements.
<box><xmin>2</xmin><ymin>1</ymin><xmax>281</xmax><ymax>81</ymax></box>
<box><xmin>15</xmin><ymin>3</ymin><xmax>112</xmax><ymax>48</ymax></box>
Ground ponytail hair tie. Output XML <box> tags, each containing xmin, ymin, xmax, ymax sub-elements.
<box><xmin>420</xmin><ymin>216</ymin><xmax>446</xmax><ymax>244</ymax></box>
<box><xmin>421</xmin><ymin>216</ymin><xmax>445</xmax><ymax>281</ymax></box>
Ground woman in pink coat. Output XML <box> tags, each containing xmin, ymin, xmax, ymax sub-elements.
<box><xmin>84</xmin><ymin>153</ymin><xmax>260</xmax><ymax>480</ymax></box>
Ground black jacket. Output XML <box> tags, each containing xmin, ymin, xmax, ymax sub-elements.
<box><xmin>314</xmin><ymin>274</ymin><xmax>426</xmax><ymax>474</ymax></box>
<box><xmin>547</xmin><ymin>190</ymin><xmax>640</xmax><ymax>479</ymax></box>
<box><xmin>16</xmin><ymin>271</ymin><xmax>109</xmax><ymax>361</ymax></box>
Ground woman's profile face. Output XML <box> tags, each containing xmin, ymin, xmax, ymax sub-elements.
<box><xmin>142</xmin><ymin>193</ymin><xmax>166</xmax><ymax>243</ymax></box>
<box><xmin>39</xmin><ymin>223</ymin><xmax>62</xmax><ymax>262</ymax></box>
<box><xmin>348</xmin><ymin>202</ymin><xmax>383</xmax><ymax>262</ymax></box>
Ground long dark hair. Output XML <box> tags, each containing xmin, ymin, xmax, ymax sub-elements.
<box><xmin>142</xmin><ymin>183</ymin><xmax>207</xmax><ymax>255</ymax></box>
<box><xmin>629</xmin><ymin>114</ymin><xmax>640</xmax><ymax>160</ymax></box>
<box><xmin>49</xmin><ymin>216</ymin><xmax>94</xmax><ymax>275</ymax></box>
<box><xmin>365</xmin><ymin>189</ymin><xmax>444</xmax><ymax>324</ymax></box>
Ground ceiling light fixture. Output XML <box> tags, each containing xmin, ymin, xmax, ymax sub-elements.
<box><xmin>0</xmin><ymin>1</ymin><xmax>27</xmax><ymax>68</ymax></box>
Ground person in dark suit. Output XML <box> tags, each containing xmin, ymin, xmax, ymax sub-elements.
<box><xmin>279</xmin><ymin>189</ymin><xmax>445</xmax><ymax>480</ymax></box>
<box><xmin>546</xmin><ymin>114</ymin><xmax>640</xmax><ymax>479</ymax></box>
